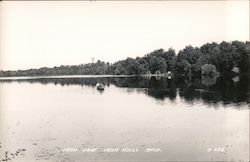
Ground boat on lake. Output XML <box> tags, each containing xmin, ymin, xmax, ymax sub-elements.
<box><xmin>96</xmin><ymin>83</ymin><xmax>104</xmax><ymax>90</ymax></box>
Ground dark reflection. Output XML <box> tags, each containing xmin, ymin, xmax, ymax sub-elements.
<box><xmin>0</xmin><ymin>75</ymin><xmax>249</xmax><ymax>107</ymax></box>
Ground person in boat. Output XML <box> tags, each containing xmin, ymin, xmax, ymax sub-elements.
<box><xmin>96</xmin><ymin>83</ymin><xmax>104</xmax><ymax>90</ymax></box>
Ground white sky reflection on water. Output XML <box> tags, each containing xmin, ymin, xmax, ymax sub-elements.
<box><xmin>0</xmin><ymin>82</ymin><xmax>249</xmax><ymax>161</ymax></box>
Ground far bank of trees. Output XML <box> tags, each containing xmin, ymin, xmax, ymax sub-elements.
<box><xmin>0</xmin><ymin>41</ymin><xmax>249</xmax><ymax>77</ymax></box>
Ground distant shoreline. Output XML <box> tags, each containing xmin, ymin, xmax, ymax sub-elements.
<box><xmin>0</xmin><ymin>73</ymin><xmax>175</xmax><ymax>79</ymax></box>
<box><xmin>1</xmin><ymin>40</ymin><xmax>249</xmax><ymax>78</ymax></box>
<box><xmin>0</xmin><ymin>75</ymin><xmax>137</xmax><ymax>80</ymax></box>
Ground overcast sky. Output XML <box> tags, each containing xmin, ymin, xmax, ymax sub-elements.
<box><xmin>0</xmin><ymin>1</ymin><xmax>249</xmax><ymax>70</ymax></box>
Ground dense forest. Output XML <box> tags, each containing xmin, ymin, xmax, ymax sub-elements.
<box><xmin>0</xmin><ymin>41</ymin><xmax>249</xmax><ymax>77</ymax></box>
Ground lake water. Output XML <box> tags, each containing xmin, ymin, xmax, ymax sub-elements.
<box><xmin>0</xmin><ymin>76</ymin><xmax>249</xmax><ymax>162</ymax></box>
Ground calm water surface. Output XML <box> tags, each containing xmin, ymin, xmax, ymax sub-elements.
<box><xmin>0</xmin><ymin>76</ymin><xmax>249</xmax><ymax>162</ymax></box>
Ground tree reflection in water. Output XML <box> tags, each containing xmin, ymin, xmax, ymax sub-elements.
<box><xmin>0</xmin><ymin>75</ymin><xmax>249</xmax><ymax>108</ymax></box>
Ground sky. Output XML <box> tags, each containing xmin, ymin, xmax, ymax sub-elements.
<box><xmin>0</xmin><ymin>1</ymin><xmax>249</xmax><ymax>70</ymax></box>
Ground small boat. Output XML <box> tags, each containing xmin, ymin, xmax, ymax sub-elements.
<box><xmin>96</xmin><ymin>83</ymin><xmax>104</xmax><ymax>90</ymax></box>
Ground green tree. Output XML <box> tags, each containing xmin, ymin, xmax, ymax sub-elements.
<box><xmin>201</xmin><ymin>64</ymin><xmax>218</xmax><ymax>76</ymax></box>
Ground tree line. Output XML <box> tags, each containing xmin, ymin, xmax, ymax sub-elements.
<box><xmin>0</xmin><ymin>40</ymin><xmax>249</xmax><ymax>77</ymax></box>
